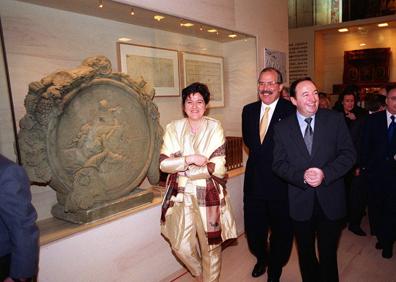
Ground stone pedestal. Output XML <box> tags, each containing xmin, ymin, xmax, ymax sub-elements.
<box><xmin>51</xmin><ymin>188</ymin><xmax>154</xmax><ymax>224</ymax></box>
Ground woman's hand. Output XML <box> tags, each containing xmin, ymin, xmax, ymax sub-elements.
<box><xmin>345</xmin><ymin>112</ymin><xmax>356</xmax><ymax>120</ymax></box>
<box><xmin>185</xmin><ymin>154</ymin><xmax>208</xmax><ymax>166</ymax></box>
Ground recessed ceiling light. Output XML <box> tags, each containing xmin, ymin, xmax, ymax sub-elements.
<box><xmin>338</xmin><ymin>28</ymin><xmax>349</xmax><ymax>32</ymax></box>
<box><xmin>181</xmin><ymin>22</ymin><xmax>194</xmax><ymax>27</ymax></box>
<box><xmin>378</xmin><ymin>23</ymin><xmax>389</xmax><ymax>27</ymax></box>
<box><xmin>207</xmin><ymin>28</ymin><xmax>217</xmax><ymax>33</ymax></box>
<box><xmin>228</xmin><ymin>34</ymin><xmax>237</xmax><ymax>38</ymax></box>
<box><xmin>360</xmin><ymin>43</ymin><xmax>366</xmax><ymax>46</ymax></box>
<box><xmin>118</xmin><ymin>37</ymin><xmax>132</xmax><ymax>42</ymax></box>
<box><xmin>154</xmin><ymin>15</ymin><xmax>165</xmax><ymax>21</ymax></box>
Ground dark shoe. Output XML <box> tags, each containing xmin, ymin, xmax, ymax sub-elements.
<box><xmin>251</xmin><ymin>262</ymin><xmax>266</xmax><ymax>278</ymax></box>
<box><xmin>348</xmin><ymin>225</ymin><xmax>367</xmax><ymax>236</ymax></box>
<box><xmin>375</xmin><ymin>241</ymin><xmax>383</xmax><ymax>250</ymax></box>
<box><xmin>382</xmin><ymin>247</ymin><xmax>393</xmax><ymax>259</ymax></box>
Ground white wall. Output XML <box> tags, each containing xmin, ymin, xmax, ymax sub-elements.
<box><xmin>318</xmin><ymin>27</ymin><xmax>396</xmax><ymax>93</ymax></box>
<box><xmin>289</xmin><ymin>16</ymin><xmax>396</xmax><ymax>93</ymax></box>
<box><xmin>0</xmin><ymin>0</ymin><xmax>287</xmax><ymax>280</ymax></box>
<box><xmin>0</xmin><ymin>0</ymin><xmax>257</xmax><ymax>220</ymax></box>
<box><xmin>116</xmin><ymin>0</ymin><xmax>290</xmax><ymax>74</ymax></box>
<box><xmin>0</xmin><ymin>22</ymin><xmax>16</xmax><ymax>160</ymax></box>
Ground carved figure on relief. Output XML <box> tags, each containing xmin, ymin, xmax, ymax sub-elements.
<box><xmin>18</xmin><ymin>56</ymin><xmax>163</xmax><ymax>217</ymax></box>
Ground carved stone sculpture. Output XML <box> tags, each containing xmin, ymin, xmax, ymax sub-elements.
<box><xmin>18</xmin><ymin>56</ymin><xmax>163</xmax><ymax>223</ymax></box>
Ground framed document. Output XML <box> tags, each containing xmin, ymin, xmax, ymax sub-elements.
<box><xmin>182</xmin><ymin>52</ymin><xmax>224</xmax><ymax>108</ymax></box>
<box><xmin>117</xmin><ymin>43</ymin><xmax>180</xmax><ymax>97</ymax></box>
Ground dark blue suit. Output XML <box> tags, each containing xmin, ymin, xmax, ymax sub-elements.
<box><xmin>242</xmin><ymin>98</ymin><xmax>295</xmax><ymax>278</ymax></box>
<box><xmin>360</xmin><ymin>111</ymin><xmax>396</xmax><ymax>252</ymax></box>
<box><xmin>0</xmin><ymin>154</ymin><xmax>39</xmax><ymax>280</ymax></box>
<box><xmin>273</xmin><ymin>109</ymin><xmax>356</xmax><ymax>282</ymax></box>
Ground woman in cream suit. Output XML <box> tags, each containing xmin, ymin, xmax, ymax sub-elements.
<box><xmin>160</xmin><ymin>82</ymin><xmax>237</xmax><ymax>282</ymax></box>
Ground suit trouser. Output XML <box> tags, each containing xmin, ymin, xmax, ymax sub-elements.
<box><xmin>377</xmin><ymin>189</ymin><xmax>396</xmax><ymax>249</ymax></box>
<box><xmin>0</xmin><ymin>254</ymin><xmax>10</xmax><ymax>281</ymax></box>
<box><xmin>349</xmin><ymin>174</ymin><xmax>368</xmax><ymax>227</ymax></box>
<box><xmin>293</xmin><ymin>197</ymin><xmax>342</xmax><ymax>282</ymax></box>
<box><xmin>244</xmin><ymin>196</ymin><xmax>293</xmax><ymax>278</ymax></box>
<box><xmin>368</xmin><ymin>170</ymin><xmax>396</xmax><ymax>242</ymax></box>
<box><xmin>171</xmin><ymin>193</ymin><xmax>222</xmax><ymax>282</ymax></box>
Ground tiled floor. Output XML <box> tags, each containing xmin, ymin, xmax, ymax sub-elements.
<box><xmin>171</xmin><ymin>216</ymin><xmax>396</xmax><ymax>282</ymax></box>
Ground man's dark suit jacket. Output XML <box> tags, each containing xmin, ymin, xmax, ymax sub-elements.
<box><xmin>272</xmin><ymin>109</ymin><xmax>356</xmax><ymax>221</ymax></box>
<box><xmin>360</xmin><ymin>110</ymin><xmax>396</xmax><ymax>188</ymax></box>
<box><xmin>242</xmin><ymin>98</ymin><xmax>295</xmax><ymax>200</ymax></box>
<box><xmin>0</xmin><ymin>154</ymin><xmax>39</xmax><ymax>279</ymax></box>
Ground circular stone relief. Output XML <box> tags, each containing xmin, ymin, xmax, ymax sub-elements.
<box><xmin>47</xmin><ymin>79</ymin><xmax>153</xmax><ymax>208</ymax></box>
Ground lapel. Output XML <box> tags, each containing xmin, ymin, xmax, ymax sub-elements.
<box><xmin>269</xmin><ymin>99</ymin><xmax>285</xmax><ymax>128</ymax></box>
<box><xmin>310</xmin><ymin>109</ymin><xmax>323</xmax><ymax>158</ymax></box>
<box><xmin>252</xmin><ymin>101</ymin><xmax>261</xmax><ymax>144</ymax></box>
<box><xmin>383</xmin><ymin>111</ymin><xmax>396</xmax><ymax>151</ymax></box>
<box><xmin>289</xmin><ymin>114</ymin><xmax>311</xmax><ymax>159</ymax></box>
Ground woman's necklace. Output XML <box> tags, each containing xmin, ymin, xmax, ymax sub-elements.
<box><xmin>188</xmin><ymin>119</ymin><xmax>203</xmax><ymax>134</ymax></box>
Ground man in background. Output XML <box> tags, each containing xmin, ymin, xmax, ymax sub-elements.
<box><xmin>360</xmin><ymin>88</ymin><xmax>396</xmax><ymax>258</ymax></box>
<box><xmin>0</xmin><ymin>154</ymin><xmax>39</xmax><ymax>282</ymax></box>
<box><xmin>242</xmin><ymin>67</ymin><xmax>294</xmax><ymax>281</ymax></box>
<box><xmin>348</xmin><ymin>93</ymin><xmax>386</xmax><ymax>237</ymax></box>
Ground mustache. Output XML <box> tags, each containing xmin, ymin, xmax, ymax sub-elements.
<box><xmin>259</xmin><ymin>90</ymin><xmax>273</xmax><ymax>95</ymax></box>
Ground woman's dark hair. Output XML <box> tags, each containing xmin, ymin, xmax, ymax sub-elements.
<box><xmin>182</xmin><ymin>82</ymin><xmax>210</xmax><ymax>105</ymax></box>
<box><xmin>289</xmin><ymin>77</ymin><xmax>313</xmax><ymax>98</ymax></box>
<box><xmin>339</xmin><ymin>84</ymin><xmax>359</xmax><ymax>103</ymax></box>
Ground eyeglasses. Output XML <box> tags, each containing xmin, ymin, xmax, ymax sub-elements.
<box><xmin>258</xmin><ymin>81</ymin><xmax>279</xmax><ymax>87</ymax></box>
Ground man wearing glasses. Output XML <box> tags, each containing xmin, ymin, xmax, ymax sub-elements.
<box><xmin>242</xmin><ymin>67</ymin><xmax>294</xmax><ymax>282</ymax></box>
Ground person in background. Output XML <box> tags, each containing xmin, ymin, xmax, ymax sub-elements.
<box><xmin>333</xmin><ymin>86</ymin><xmax>368</xmax><ymax>236</ymax></box>
<box><xmin>333</xmin><ymin>85</ymin><xmax>367</xmax><ymax>126</ymax></box>
<box><xmin>242</xmin><ymin>67</ymin><xmax>294</xmax><ymax>281</ymax></box>
<box><xmin>360</xmin><ymin>87</ymin><xmax>396</xmax><ymax>259</ymax></box>
<box><xmin>159</xmin><ymin>82</ymin><xmax>237</xmax><ymax>282</ymax></box>
<box><xmin>319</xmin><ymin>92</ymin><xmax>331</xmax><ymax>109</ymax></box>
<box><xmin>348</xmin><ymin>93</ymin><xmax>386</xmax><ymax>238</ymax></box>
<box><xmin>0</xmin><ymin>154</ymin><xmax>39</xmax><ymax>282</ymax></box>
<box><xmin>273</xmin><ymin>77</ymin><xmax>356</xmax><ymax>282</ymax></box>
<box><xmin>281</xmin><ymin>87</ymin><xmax>291</xmax><ymax>101</ymax></box>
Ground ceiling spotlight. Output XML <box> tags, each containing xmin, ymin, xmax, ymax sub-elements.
<box><xmin>378</xmin><ymin>23</ymin><xmax>389</xmax><ymax>27</ymax></box>
<box><xmin>118</xmin><ymin>37</ymin><xmax>132</xmax><ymax>42</ymax></box>
<box><xmin>228</xmin><ymin>34</ymin><xmax>237</xmax><ymax>38</ymax></box>
<box><xmin>360</xmin><ymin>43</ymin><xmax>366</xmax><ymax>46</ymax></box>
<box><xmin>207</xmin><ymin>28</ymin><xmax>217</xmax><ymax>33</ymax></box>
<box><xmin>338</xmin><ymin>28</ymin><xmax>349</xmax><ymax>32</ymax></box>
<box><xmin>130</xmin><ymin>8</ymin><xmax>135</xmax><ymax>16</ymax></box>
<box><xmin>199</xmin><ymin>25</ymin><xmax>204</xmax><ymax>31</ymax></box>
<box><xmin>154</xmin><ymin>15</ymin><xmax>165</xmax><ymax>22</ymax></box>
<box><xmin>180</xmin><ymin>20</ymin><xmax>194</xmax><ymax>27</ymax></box>
<box><xmin>98</xmin><ymin>0</ymin><xmax>104</xmax><ymax>8</ymax></box>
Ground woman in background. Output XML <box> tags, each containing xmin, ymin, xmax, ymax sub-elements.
<box><xmin>159</xmin><ymin>82</ymin><xmax>237</xmax><ymax>282</ymax></box>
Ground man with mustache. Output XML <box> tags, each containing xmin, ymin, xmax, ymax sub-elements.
<box><xmin>242</xmin><ymin>67</ymin><xmax>294</xmax><ymax>282</ymax></box>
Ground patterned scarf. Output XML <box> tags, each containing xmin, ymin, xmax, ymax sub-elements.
<box><xmin>160</xmin><ymin>144</ymin><xmax>227</xmax><ymax>245</ymax></box>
